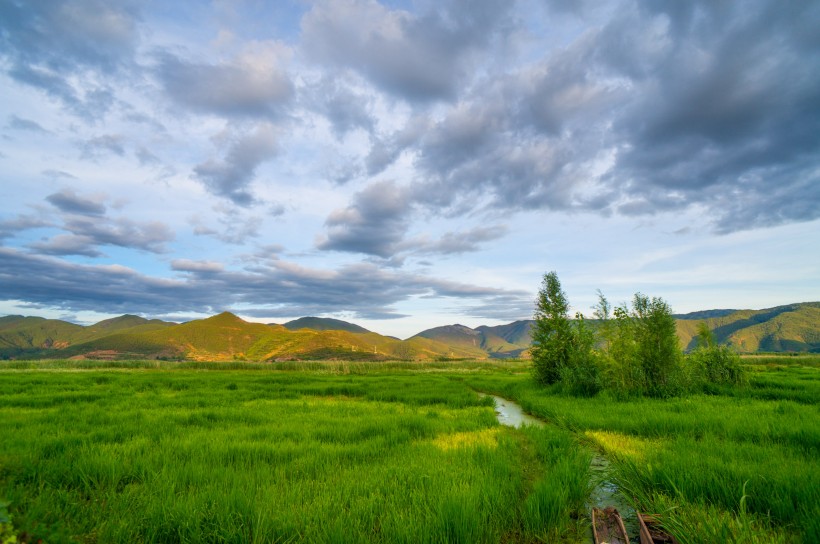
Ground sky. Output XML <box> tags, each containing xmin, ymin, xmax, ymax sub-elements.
<box><xmin>1</xmin><ymin>0</ymin><xmax>819</xmax><ymax>339</ymax></box>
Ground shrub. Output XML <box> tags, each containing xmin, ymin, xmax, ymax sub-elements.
<box><xmin>688</xmin><ymin>322</ymin><xmax>746</xmax><ymax>387</ymax></box>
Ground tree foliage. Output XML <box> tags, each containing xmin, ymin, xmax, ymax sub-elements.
<box><xmin>534</xmin><ymin>273</ymin><xmax>712</xmax><ymax>398</ymax></box>
<box><xmin>530</xmin><ymin>272</ymin><xmax>573</xmax><ymax>385</ymax></box>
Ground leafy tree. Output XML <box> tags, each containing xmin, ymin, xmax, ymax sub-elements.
<box><xmin>631</xmin><ymin>293</ymin><xmax>683</xmax><ymax>397</ymax></box>
<box><xmin>531</xmin><ymin>271</ymin><xmax>573</xmax><ymax>385</ymax></box>
<box><xmin>560</xmin><ymin>313</ymin><xmax>602</xmax><ymax>396</ymax></box>
<box><xmin>594</xmin><ymin>293</ymin><xmax>642</xmax><ymax>395</ymax></box>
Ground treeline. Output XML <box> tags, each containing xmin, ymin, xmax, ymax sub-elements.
<box><xmin>531</xmin><ymin>272</ymin><xmax>745</xmax><ymax>397</ymax></box>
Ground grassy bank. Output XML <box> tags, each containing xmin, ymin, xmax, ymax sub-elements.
<box><xmin>0</xmin><ymin>362</ymin><xmax>583</xmax><ymax>543</ymax></box>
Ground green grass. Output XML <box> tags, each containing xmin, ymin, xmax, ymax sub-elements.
<box><xmin>0</xmin><ymin>362</ymin><xmax>583</xmax><ymax>543</ymax></box>
<box><xmin>1</xmin><ymin>356</ymin><xmax>816</xmax><ymax>542</ymax></box>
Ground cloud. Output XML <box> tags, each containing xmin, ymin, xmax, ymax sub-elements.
<box><xmin>317</xmin><ymin>180</ymin><xmax>412</xmax><ymax>257</ymax></box>
<box><xmin>30</xmin><ymin>189</ymin><xmax>175</xmax><ymax>256</ymax></box>
<box><xmin>29</xmin><ymin>234</ymin><xmax>104</xmax><ymax>258</ymax></box>
<box><xmin>0</xmin><ymin>215</ymin><xmax>52</xmax><ymax>241</ymax></box>
<box><xmin>6</xmin><ymin>115</ymin><xmax>48</xmax><ymax>133</ymax></box>
<box><xmin>46</xmin><ymin>189</ymin><xmax>106</xmax><ymax>216</ymax></box>
<box><xmin>412</xmin><ymin>225</ymin><xmax>509</xmax><ymax>256</ymax></box>
<box><xmin>171</xmin><ymin>260</ymin><xmax>225</xmax><ymax>274</ymax></box>
<box><xmin>81</xmin><ymin>134</ymin><xmax>126</xmax><ymax>159</ymax></box>
<box><xmin>155</xmin><ymin>42</ymin><xmax>293</xmax><ymax>118</ymax></box>
<box><xmin>193</xmin><ymin>123</ymin><xmax>279</xmax><ymax>206</ymax></box>
<box><xmin>0</xmin><ymin>247</ymin><xmax>531</xmax><ymax>321</ymax></box>
<box><xmin>42</xmin><ymin>170</ymin><xmax>78</xmax><ymax>180</ymax></box>
<box><xmin>301</xmin><ymin>0</ymin><xmax>513</xmax><ymax>102</ymax></box>
<box><xmin>341</xmin><ymin>0</ymin><xmax>820</xmax><ymax>235</ymax></box>
<box><xmin>304</xmin><ymin>76</ymin><xmax>374</xmax><ymax>139</ymax></box>
<box><xmin>0</xmin><ymin>0</ymin><xmax>137</xmax><ymax>118</ymax></box>
<box><xmin>0</xmin><ymin>0</ymin><xmax>138</xmax><ymax>74</ymax></box>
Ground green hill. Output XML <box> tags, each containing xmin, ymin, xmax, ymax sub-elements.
<box><xmin>413</xmin><ymin>323</ymin><xmax>527</xmax><ymax>358</ymax></box>
<box><xmin>676</xmin><ymin>302</ymin><xmax>820</xmax><ymax>352</ymax></box>
<box><xmin>0</xmin><ymin>316</ymin><xmax>86</xmax><ymax>357</ymax></box>
<box><xmin>1</xmin><ymin>312</ymin><xmax>486</xmax><ymax>362</ymax></box>
<box><xmin>283</xmin><ymin>316</ymin><xmax>370</xmax><ymax>334</ymax></box>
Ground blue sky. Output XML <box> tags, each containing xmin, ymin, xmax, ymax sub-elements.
<box><xmin>1</xmin><ymin>0</ymin><xmax>818</xmax><ymax>338</ymax></box>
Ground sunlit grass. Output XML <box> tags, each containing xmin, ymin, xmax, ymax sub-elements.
<box><xmin>0</xmin><ymin>364</ymin><xmax>584</xmax><ymax>543</ymax></box>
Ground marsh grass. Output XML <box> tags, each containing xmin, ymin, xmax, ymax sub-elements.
<box><xmin>0</xmin><ymin>365</ymin><xmax>583</xmax><ymax>543</ymax></box>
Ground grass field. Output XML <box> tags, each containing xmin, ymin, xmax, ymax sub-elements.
<box><xmin>1</xmin><ymin>355</ymin><xmax>817</xmax><ymax>543</ymax></box>
<box><xmin>0</xmin><ymin>361</ymin><xmax>588</xmax><ymax>543</ymax></box>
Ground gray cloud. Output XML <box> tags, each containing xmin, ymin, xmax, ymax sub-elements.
<box><xmin>80</xmin><ymin>134</ymin><xmax>126</xmax><ymax>159</ymax></box>
<box><xmin>193</xmin><ymin>124</ymin><xmax>279</xmax><ymax>206</ymax></box>
<box><xmin>412</xmin><ymin>225</ymin><xmax>509</xmax><ymax>256</ymax></box>
<box><xmin>317</xmin><ymin>178</ymin><xmax>509</xmax><ymax>259</ymax></box>
<box><xmin>156</xmin><ymin>46</ymin><xmax>293</xmax><ymax>118</ymax></box>
<box><xmin>46</xmin><ymin>189</ymin><xmax>106</xmax><ymax>216</ymax></box>
<box><xmin>317</xmin><ymin>180</ymin><xmax>412</xmax><ymax>257</ymax></box>
<box><xmin>0</xmin><ymin>0</ymin><xmax>138</xmax><ymax>74</ymax></box>
<box><xmin>0</xmin><ymin>0</ymin><xmax>137</xmax><ymax>118</ymax></box>
<box><xmin>6</xmin><ymin>115</ymin><xmax>48</xmax><ymax>133</ymax></box>
<box><xmin>33</xmin><ymin>190</ymin><xmax>174</xmax><ymax>256</ymax></box>
<box><xmin>29</xmin><ymin>216</ymin><xmax>173</xmax><ymax>257</ymax></box>
<box><xmin>42</xmin><ymin>170</ymin><xmax>78</xmax><ymax>180</ymax></box>
<box><xmin>0</xmin><ymin>247</ymin><xmax>531</xmax><ymax>322</ymax></box>
<box><xmin>29</xmin><ymin>234</ymin><xmax>104</xmax><ymax>258</ymax></box>
<box><xmin>171</xmin><ymin>259</ymin><xmax>225</xmax><ymax>274</ymax></box>
<box><xmin>304</xmin><ymin>76</ymin><xmax>374</xmax><ymax>139</ymax></box>
<box><xmin>0</xmin><ymin>215</ymin><xmax>52</xmax><ymax>241</ymax></box>
<box><xmin>344</xmin><ymin>0</ymin><xmax>820</xmax><ymax>235</ymax></box>
<box><xmin>191</xmin><ymin>208</ymin><xmax>263</xmax><ymax>245</ymax></box>
<box><xmin>61</xmin><ymin>215</ymin><xmax>173</xmax><ymax>254</ymax></box>
<box><xmin>301</xmin><ymin>0</ymin><xmax>513</xmax><ymax>103</ymax></box>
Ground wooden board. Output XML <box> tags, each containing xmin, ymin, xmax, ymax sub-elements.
<box><xmin>638</xmin><ymin>513</ymin><xmax>678</xmax><ymax>544</ymax></box>
<box><xmin>592</xmin><ymin>506</ymin><xmax>629</xmax><ymax>544</ymax></box>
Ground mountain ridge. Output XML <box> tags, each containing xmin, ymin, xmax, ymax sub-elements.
<box><xmin>1</xmin><ymin>301</ymin><xmax>817</xmax><ymax>360</ymax></box>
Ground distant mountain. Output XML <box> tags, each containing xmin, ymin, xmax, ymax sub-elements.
<box><xmin>413</xmin><ymin>323</ymin><xmax>529</xmax><ymax>358</ymax></box>
<box><xmin>675</xmin><ymin>302</ymin><xmax>820</xmax><ymax>352</ymax></box>
<box><xmin>283</xmin><ymin>316</ymin><xmax>370</xmax><ymax>334</ymax></box>
<box><xmin>0</xmin><ymin>312</ymin><xmax>486</xmax><ymax>361</ymax></box>
<box><xmin>674</xmin><ymin>309</ymin><xmax>738</xmax><ymax>320</ymax></box>
<box><xmin>414</xmin><ymin>302</ymin><xmax>820</xmax><ymax>356</ymax></box>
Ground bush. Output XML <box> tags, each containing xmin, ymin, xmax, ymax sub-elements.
<box><xmin>559</xmin><ymin>315</ymin><xmax>602</xmax><ymax>396</ymax></box>
<box><xmin>688</xmin><ymin>322</ymin><xmax>746</xmax><ymax>387</ymax></box>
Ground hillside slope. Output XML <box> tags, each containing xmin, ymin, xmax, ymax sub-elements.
<box><xmin>675</xmin><ymin>302</ymin><xmax>820</xmax><ymax>352</ymax></box>
<box><xmin>283</xmin><ymin>316</ymin><xmax>370</xmax><ymax>334</ymax></box>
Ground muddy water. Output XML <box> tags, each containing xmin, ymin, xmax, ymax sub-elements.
<box><xmin>479</xmin><ymin>393</ymin><xmax>639</xmax><ymax>542</ymax></box>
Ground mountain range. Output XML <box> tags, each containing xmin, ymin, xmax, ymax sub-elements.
<box><xmin>1</xmin><ymin>302</ymin><xmax>817</xmax><ymax>361</ymax></box>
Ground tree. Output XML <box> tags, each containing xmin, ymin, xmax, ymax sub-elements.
<box><xmin>631</xmin><ymin>293</ymin><xmax>683</xmax><ymax>397</ymax></box>
<box><xmin>594</xmin><ymin>292</ymin><xmax>642</xmax><ymax>395</ymax></box>
<box><xmin>531</xmin><ymin>271</ymin><xmax>573</xmax><ymax>385</ymax></box>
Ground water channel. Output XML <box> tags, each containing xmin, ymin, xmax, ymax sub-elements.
<box><xmin>479</xmin><ymin>393</ymin><xmax>640</xmax><ymax>542</ymax></box>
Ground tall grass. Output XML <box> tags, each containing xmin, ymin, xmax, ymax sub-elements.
<box><xmin>0</xmin><ymin>366</ymin><xmax>583</xmax><ymax>543</ymax></box>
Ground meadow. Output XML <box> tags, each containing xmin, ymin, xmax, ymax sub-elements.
<box><xmin>1</xmin><ymin>355</ymin><xmax>817</xmax><ymax>543</ymax></box>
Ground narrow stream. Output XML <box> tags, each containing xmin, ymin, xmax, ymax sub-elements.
<box><xmin>479</xmin><ymin>393</ymin><xmax>639</xmax><ymax>543</ymax></box>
